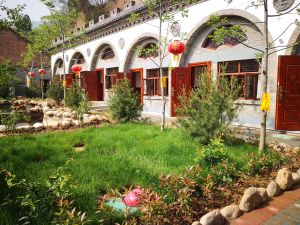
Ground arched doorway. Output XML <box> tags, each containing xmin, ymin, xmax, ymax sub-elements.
<box><xmin>124</xmin><ymin>35</ymin><xmax>171</xmax><ymax>115</ymax></box>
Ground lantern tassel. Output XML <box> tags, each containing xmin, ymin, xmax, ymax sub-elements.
<box><xmin>173</xmin><ymin>54</ymin><xmax>179</xmax><ymax>62</ymax></box>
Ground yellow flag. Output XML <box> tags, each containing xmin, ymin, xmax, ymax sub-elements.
<box><xmin>63</xmin><ymin>80</ymin><xmax>67</xmax><ymax>87</ymax></box>
<box><xmin>261</xmin><ymin>93</ymin><xmax>270</xmax><ymax>111</ymax></box>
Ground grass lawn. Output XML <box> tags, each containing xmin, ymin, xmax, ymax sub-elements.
<box><xmin>0</xmin><ymin>123</ymin><xmax>258</xmax><ymax>222</ymax></box>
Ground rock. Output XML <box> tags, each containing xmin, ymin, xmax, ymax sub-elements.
<box><xmin>272</xmin><ymin>143</ymin><xmax>291</xmax><ymax>152</ymax></box>
<box><xmin>292</xmin><ymin>173</ymin><xmax>300</xmax><ymax>184</ymax></box>
<box><xmin>220</xmin><ymin>204</ymin><xmax>242</xmax><ymax>220</ymax></box>
<box><xmin>275</xmin><ymin>168</ymin><xmax>293</xmax><ymax>190</ymax></box>
<box><xmin>257</xmin><ymin>188</ymin><xmax>269</xmax><ymax>203</ymax></box>
<box><xmin>83</xmin><ymin>117</ymin><xmax>91</xmax><ymax>125</ymax></box>
<box><xmin>48</xmin><ymin>121</ymin><xmax>59</xmax><ymax>129</ymax></box>
<box><xmin>239</xmin><ymin>187</ymin><xmax>263</xmax><ymax>212</ymax></box>
<box><xmin>30</xmin><ymin>106</ymin><xmax>41</xmax><ymax>112</ymax></box>
<box><xmin>15</xmin><ymin>123</ymin><xmax>32</xmax><ymax>131</ymax></box>
<box><xmin>191</xmin><ymin>222</ymin><xmax>201</xmax><ymax>225</ymax></box>
<box><xmin>43</xmin><ymin>106</ymin><xmax>50</xmax><ymax>113</ymax></box>
<box><xmin>267</xmin><ymin>181</ymin><xmax>281</xmax><ymax>198</ymax></box>
<box><xmin>89</xmin><ymin>115</ymin><xmax>98</xmax><ymax>122</ymax></box>
<box><xmin>293</xmin><ymin>147</ymin><xmax>300</xmax><ymax>154</ymax></box>
<box><xmin>72</xmin><ymin>120</ymin><xmax>80</xmax><ymax>126</ymax></box>
<box><xmin>33</xmin><ymin>122</ymin><xmax>44</xmax><ymax>131</ymax></box>
<box><xmin>200</xmin><ymin>209</ymin><xmax>226</xmax><ymax>225</ymax></box>
<box><xmin>55</xmin><ymin>111</ymin><xmax>63</xmax><ymax>117</ymax></box>
<box><xmin>0</xmin><ymin>125</ymin><xmax>6</xmax><ymax>132</ymax></box>
<box><xmin>61</xmin><ymin>120</ymin><xmax>71</xmax><ymax>128</ymax></box>
<box><xmin>45</xmin><ymin>110</ymin><xmax>55</xmax><ymax>116</ymax></box>
<box><xmin>63</xmin><ymin>112</ymin><xmax>72</xmax><ymax>118</ymax></box>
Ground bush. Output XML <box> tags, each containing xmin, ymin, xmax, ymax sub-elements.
<box><xmin>0</xmin><ymin>64</ymin><xmax>18</xmax><ymax>99</ymax></box>
<box><xmin>176</xmin><ymin>71</ymin><xmax>240</xmax><ymax>144</ymax></box>
<box><xmin>195</xmin><ymin>139</ymin><xmax>240</xmax><ymax>186</ymax></box>
<box><xmin>23</xmin><ymin>85</ymin><xmax>41</xmax><ymax>98</ymax></box>
<box><xmin>65</xmin><ymin>81</ymin><xmax>86</xmax><ymax>110</ymax></box>
<box><xmin>244</xmin><ymin>151</ymin><xmax>289</xmax><ymax>175</ymax></box>
<box><xmin>0</xmin><ymin>110</ymin><xmax>30</xmax><ymax>133</ymax></box>
<box><xmin>46</xmin><ymin>78</ymin><xmax>64</xmax><ymax>104</ymax></box>
<box><xmin>108</xmin><ymin>78</ymin><xmax>142</xmax><ymax>123</ymax></box>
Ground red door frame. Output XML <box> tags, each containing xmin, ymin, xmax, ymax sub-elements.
<box><xmin>276</xmin><ymin>56</ymin><xmax>300</xmax><ymax>130</ymax></box>
<box><xmin>188</xmin><ymin>61</ymin><xmax>212</xmax><ymax>79</ymax></box>
<box><xmin>130</xmin><ymin>68</ymin><xmax>144</xmax><ymax>104</ymax></box>
<box><xmin>96</xmin><ymin>68</ymin><xmax>105</xmax><ymax>101</ymax></box>
<box><xmin>170</xmin><ymin>67</ymin><xmax>191</xmax><ymax>117</ymax></box>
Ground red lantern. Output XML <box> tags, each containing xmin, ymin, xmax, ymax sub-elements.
<box><xmin>71</xmin><ymin>64</ymin><xmax>82</xmax><ymax>75</ymax></box>
<box><xmin>39</xmin><ymin>68</ymin><xmax>46</xmax><ymax>75</ymax></box>
<box><xmin>168</xmin><ymin>40</ymin><xmax>185</xmax><ymax>55</ymax></box>
<box><xmin>28</xmin><ymin>71</ymin><xmax>35</xmax><ymax>78</ymax></box>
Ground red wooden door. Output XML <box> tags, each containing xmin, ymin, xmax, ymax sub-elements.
<box><xmin>82</xmin><ymin>71</ymin><xmax>100</xmax><ymax>101</ymax></box>
<box><xmin>130</xmin><ymin>68</ymin><xmax>143</xmax><ymax>104</ymax></box>
<box><xmin>276</xmin><ymin>56</ymin><xmax>300</xmax><ymax>130</ymax></box>
<box><xmin>96</xmin><ymin>69</ymin><xmax>104</xmax><ymax>101</ymax></box>
<box><xmin>171</xmin><ymin>67</ymin><xmax>191</xmax><ymax>117</ymax></box>
<box><xmin>65</xmin><ymin>74</ymin><xmax>74</xmax><ymax>88</ymax></box>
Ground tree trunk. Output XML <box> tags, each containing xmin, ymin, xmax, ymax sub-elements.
<box><xmin>259</xmin><ymin>0</ymin><xmax>269</xmax><ymax>151</ymax></box>
<box><xmin>158</xmin><ymin>2</ymin><xmax>166</xmax><ymax>132</ymax></box>
<box><xmin>62</xmin><ymin>38</ymin><xmax>66</xmax><ymax>101</ymax></box>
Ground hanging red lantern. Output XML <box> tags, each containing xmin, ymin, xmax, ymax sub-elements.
<box><xmin>39</xmin><ymin>68</ymin><xmax>46</xmax><ymax>75</ymax></box>
<box><xmin>71</xmin><ymin>64</ymin><xmax>82</xmax><ymax>75</ymax></box>
<box><xmin>168</xmin><ymin>40</ymin><xmax>185</xmax><ymax>55</ymax></box>
<box><xmin>28</xmin><ymin>71</ymin><xmax>35</xmax><ymax>78</ymax></box>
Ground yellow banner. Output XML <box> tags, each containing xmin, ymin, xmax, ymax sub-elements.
<box><xmin>63</xmin><ymin>80</ymin><xmax>67</xmax><ymax>87</ymax></box>
<box><xmin>261</xmin><ymin>93</ymin><xmax>270</xmax><ymax>111</ymax></box>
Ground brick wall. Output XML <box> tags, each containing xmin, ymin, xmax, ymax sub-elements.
<box><xmin>0</xmin><ymin>28</ymin><xmax>29</xmax><ymax>65</ymax></box>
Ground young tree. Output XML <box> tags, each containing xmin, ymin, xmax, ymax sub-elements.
<box><xmin>208</xmin><ymin>0</ymin><xmax>300</xmax><ymax>151</ymax></box>
<box><xmin>23</xmin><ymin>0</ymin><xmax>79</xmax><ymax>101</ymax></box>
<box><xmin>130</xmin><ymin>0</ymin><xmax>193</xmax><ymax>131</ymax></box>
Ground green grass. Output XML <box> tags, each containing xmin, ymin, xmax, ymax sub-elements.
<box><xmin>0</xmin><ymin>123</ymin><xmax>259</xmax><ymax>222</ymax></box>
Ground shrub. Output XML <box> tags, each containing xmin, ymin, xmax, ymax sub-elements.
<box><xmin>0</xmin><ymin>64</ymin><xmax>18</xmax><ymax>99</ymax></box>
<box><xmin>176</xmin><ymin>71</ymin><xmax>240</xmax><ymax>144</ymax></box>
<box><xmin>195</xmin><ymin>139</ymin><xmax>240</xmax><ymax>186</ymax></box>
<box><xmin>195</xmin><ymin>139</ymin><xmax>228</xmax><ymax>166</ymax></box>
<box><xmin>46</xmin><ymin>78</ymin><xmax>64</xmax><ymax>104</ymax></box>
<box><xmin>23</xmin><ymin>85</ymin><xmax>41</xmax><ymax>98</ymax></box>
<box><xmin>244</xmin><ymin>151</ymin><xmax>289</xmax><ymax>175</ymax></box>
<box><xmin>108</xmin><ymin>78</ymin><xmax>142</xmax><ymax>123</ymax></box>
<box><xmin>65</xmin><ymin>81</ymin><xmax>86</xmax><ymax>110</ymax></box>
<box><xmin>0</xmin><ymin>110</ymin><xmax>30</xmax><ymax>133</ymax></box>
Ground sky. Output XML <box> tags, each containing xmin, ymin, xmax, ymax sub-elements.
<box><xmin>2</xmin><ymin>0</ymin><xmax>50</xmax><ymax>21</ymax></box>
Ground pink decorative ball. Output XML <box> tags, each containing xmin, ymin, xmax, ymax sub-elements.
<box><xmin>123</xmin><ymin>188</ymin><xmax>142</xmax><ymax>207</ymax></box>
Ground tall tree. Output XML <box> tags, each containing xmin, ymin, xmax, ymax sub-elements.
<box><xmin>23</xmin><ymin>0</ymin><xmax>79</xmax><ymax>100</ymax></box>
<box><xmin>130</xmin><ymin>0</ymin><xmax>193</xmax><ymax>131</ymax></box>
<box><xmin>208</xmin><ymin>0</ymin><xmax>300</xmax><ymax>150</ymax></box>
<box><xmin>0</xmin><ymin>0</ymin><xmax>26</xmax><ymax>31</ymax></box>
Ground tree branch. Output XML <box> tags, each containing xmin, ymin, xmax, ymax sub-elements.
<box><xmin>228</xmin><ymin>35</ymin><xmax>264</xmax><ymax>53</ymax></box>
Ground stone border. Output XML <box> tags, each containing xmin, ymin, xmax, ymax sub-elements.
<box><xmin>192</xmin><ymin>166</ymin><xmax>300</xmax><ymax>225</ymax></box>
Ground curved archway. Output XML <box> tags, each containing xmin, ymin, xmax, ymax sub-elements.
<box><xmin>68</xmin><ymin>51</ymin><xmax>87</xmax><ymax>73</ymax></box>
<box><xmin>123</xmin><ymin>33</ymin><xmax>160</xmax><ymax>72</ymax></box>
<box><xmin>180</xmin><ymin>9</ymin><xmax>270</xmax><ymax>66</ymax></box>
<box><xmin>90</xmin><ymin>42</ymin><xmax>119</xmax><ymax>70</ymax></box>
<box><xmin>53</xmin><ymin>57</ymin><xmax>64</xmax><ymax>77</ymax></box>
<box><xmin>285</xmin><ymin>25</ymin><xmax>300</xmax><ymax>55</ymax></box>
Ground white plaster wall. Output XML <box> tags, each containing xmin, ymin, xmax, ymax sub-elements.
<box><xmin>51</xmin><ymin>0</ymin><xmax>300</xmax><ymax>128</ymax></box>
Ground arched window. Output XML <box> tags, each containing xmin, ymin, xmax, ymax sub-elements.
<box><xmin>138</xmin><ymin>43</ymin><xmax>159</xmax><ymax>58</ymax></box>
<box><xmin>101</xmin><ymin>47</ymin><xmax>115</xmax><ymax>60</ymax></box>
<box><xmin>76</xmin><ymin>54</ymin><xmax>85</xmax><ymax>64</ymax></box>
<box><xmin>203</xmin><ymin>25</ymin><xmax>247</xmax><ymax>50</ymax></box>
<box><xmin>56</xmin><ymin>59</ymin><xmax>63</xmax><ymax>68</ymax></box>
